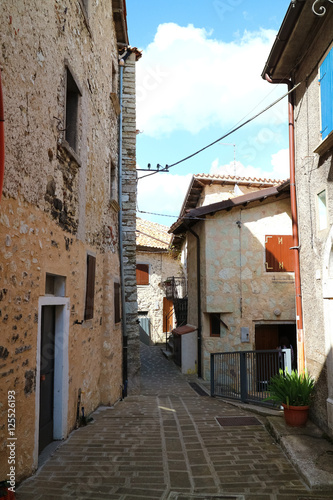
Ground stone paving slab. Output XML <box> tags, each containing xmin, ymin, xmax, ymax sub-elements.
<box><xmin>16</xmin><ymin>345</ymin><xmax>333</xmax><ymax>500</ymax></box>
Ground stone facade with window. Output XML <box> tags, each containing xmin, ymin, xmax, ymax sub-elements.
<box><xmin>0</xmin><ymin>0</ymin><xmax>139</xmax><ymax>482</ymax></box>
<box><xmin>262</xmin><ymin>0</ymin><xmax>333</xmax><ymax>438</ymax></box>
<box><xmin>136</xmin><ymin>218</ymin><xmax>183</xmax><ymax>345</ymax></box>
<box><xmin>170</xmin><ymin>175</ymin><xmax>296</xmax><ymax>380</ymax></box>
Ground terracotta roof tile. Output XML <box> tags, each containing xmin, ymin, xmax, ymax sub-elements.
<box><xmin>136</xmin><ymin>218</ymin><xmax>171</xmax><ymax>250</ymax></box>
<box><xmin>194</xmin><ymin>173</ymin><xmax>284</xmax><ymax>185</ymax></box>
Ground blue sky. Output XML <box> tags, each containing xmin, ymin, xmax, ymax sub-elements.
<box><xmin>126</xmin><ymin>0</ymin><xmax>292</xmax><ymax>227</ymax></box>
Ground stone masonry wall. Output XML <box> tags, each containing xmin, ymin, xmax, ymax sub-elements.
<box><xmin>0</xmin><ymin>0</ymin><xmax>123</xmax><ymax>482</ymax></box>
<box><xmin>121</xmin><ymin>53</ymin><xmax>140</xmax><ymax>394</ymax></box>
<box><xmin>186</xmin><ymin>197</ymin><xmax>296</xmax><ymax>381</ymax></box>
<box><xmin>137</xmin><ymin>250</ymin><xmax>183</xmax><ymax>344</ymax></box>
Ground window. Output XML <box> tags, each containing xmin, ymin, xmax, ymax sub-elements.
<box><xmin>45</xmin><ymin>273</ymin><xmax>66</xmax><ymax>297</ymax></box>
<box><xmin>210</xmin><ymin>314</ymin><xmax>220</xmax><ymax>337</ymax></box>
<box><xmin>317</xmin><ymin>190</ymin><xmax>328</xmax><ymax>230</ymax></box>
<box><xmin>136</xmin><ymin>264</ymin><xmax>149</xmax><ymax>285</ymax></box>
<box><xmin>114</xmin><ymin>281</ymin><xmax>121</xmax><ymax>324</ymax></box>
<box><xmin>319</xmin><ymin>46</ymin><xmax>333</xmax><ymax>140</ymax></box>
<box><xmin>110</xmin><ymin>160</ymin><xmax>117</xmax><ymax>202</ymax></box>
<box><xmin>265</xmin><ymin>235</ymin><xmax>294</xmax><ymax>272</ymax></box>
<box><xmin>84</xmin><ymin>254</ymin><xmax>96</xmax><ymax>320</ymax></box>
<box><xmin>65</xmin><ymin>66</ymin><xmax>81</xmax><ymax>153</ymax></box>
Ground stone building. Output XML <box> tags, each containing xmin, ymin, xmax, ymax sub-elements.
<box><xmin>261</xmin><ymin>0</ymin><xmax>333</xmax><ymax>437</ymax></box>
<box><xmin>136</xmin><ymin>217</ymin><xmax>183</xmax><ymax>345</ymax></box>
<box><xmin>170</xmin><ymin>175</ymin><xmax>296</xmax><ymax>380</ymax></box>
<box><xmin>0</xmin><ymin>0</ymin><xmax>140</xmax><ymax>482</ymax></box>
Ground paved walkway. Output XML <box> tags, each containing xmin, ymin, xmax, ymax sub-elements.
<box><xmin>17</xmin><ymin>345</ymin><xmax>333</xmax><ymax>500</ymax></box>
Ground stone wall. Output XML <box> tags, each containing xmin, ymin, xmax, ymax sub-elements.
<box><xmin>0</xmin><ymin>0</ymin><xmax>125</xmax><ymax>482</ymax></box>
<box><xmin>137</xmin><ymin>250</ymin><xmax>183</xmax><ymax>344</ymax></box>
<box><xmin>186</xmin><ymin>197</ymin><xmax>296</xmax><ymax>380</ymax></box>
<box><xmin>121</xmin><ymin>53</ymin><xmax>140</xmax><ymax>394</ymax></box>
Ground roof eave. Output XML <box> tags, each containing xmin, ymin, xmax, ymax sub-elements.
<box><xmin>261</xmin><ymin>0</ymin><xmax>323</xmax><ymax>80</ymax></box>
<box><xmin>170</xmin><ymin>183</ymin><xmax>290</xmax><ymax>236</ymax></box>
<box><xmin>113</xmin><ymin>0</ymin><xmax>129</xmax><ymax>47</ymax></box>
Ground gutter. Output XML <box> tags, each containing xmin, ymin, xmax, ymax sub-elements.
<box><xmin>0</xmin><ymin>70</ymin><xmax>4</xmax><ymax>202</ymax></box>
<box><xmin>261</xmin><ymin>0</ymin><xmax>306</xmax><ymax>79</ymax></box>
<box><xmin>265</xmin><ymin>74</ymin><xmax>305</xmax><ymax>373</ymax></box>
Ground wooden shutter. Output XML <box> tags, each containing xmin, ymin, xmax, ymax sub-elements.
<box><xmin>136</xmin><ymin>264</ymin><xmax>149</xmax><ymax>285</ymax></box>
<box><xmin>265</xmin><ymin>235</ymin><xmax>294</xmax><ymax>272</ymax></box>
<box><xmin>114</xmin><ymin>281</ymin><xmax>121</xmax><ymax>324</ymax></box>
<box><xmin>319</xmin><ymin>48</ymin><xmax>333</xmax><ymax>140</ymax></box>
<box><xmin>84</xmin><ymin>255</ymin><xmax>96</xmax><ymax>320</ymax></box>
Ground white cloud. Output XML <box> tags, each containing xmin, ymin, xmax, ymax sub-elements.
<box><xmin>137</xmin><ymin>172</ymin><xmax>192</xmax><ymax>222</ymax></box>
<box><xmin>136</xmin><ymin>23</ymin><xmax>286</xmax><ymax>137</ymax></box>
<box><xmin>270</xmin><ymin>148</ymin><xmax>289</xmax><ymax>179</ymax></box>
<box><xmin>209</xmin><ymin>148</ymin><xmax>289</xmax><ymax>180</ymax></box>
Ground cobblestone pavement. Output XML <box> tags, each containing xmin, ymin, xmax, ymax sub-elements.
<box><xmin>17</xmin><ymin>345</ymin><xmax>333</xmax><ymax>500</ymax></box>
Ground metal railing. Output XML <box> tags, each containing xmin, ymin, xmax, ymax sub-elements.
<box><xmin>165</xmin><ymin>307</ymin><xmax>175</xmax><ymax>352</ymax></box>
<box><xmin>210</xmin><ymin>349</ymin><xmax>291</xmax><ymax>407</ymax></box>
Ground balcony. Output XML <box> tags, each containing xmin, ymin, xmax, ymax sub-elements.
<box><xmin>162</xmin><ymin>276</ymin><xmax>187</xmax><ymax>301</ymax></box>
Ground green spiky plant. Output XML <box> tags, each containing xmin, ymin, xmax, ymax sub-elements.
<box><xmin>266</xmin><ymin>369</ymin><xmax>315</xmax><ymax>407</ymax></box>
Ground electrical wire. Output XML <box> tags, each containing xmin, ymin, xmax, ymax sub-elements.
<box><xmin>137</xmin><ymin>81</ymin><xmax>302</xmax><ymax>181</ymax></box>
<box><xmin>137</xmin><ymin>208</ymin><xmax>215</xmax><ymax>222</ymax></box>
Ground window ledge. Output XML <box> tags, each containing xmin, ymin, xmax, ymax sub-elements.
<box><xmin>59</xmin><ymin>141</ymin><xmax>82</xmax><ymax>167</ymax></box>
<box><xmin>314</xmin><ymin>131</ymin><xmax>333</xmax><ymax>156</ymax></box>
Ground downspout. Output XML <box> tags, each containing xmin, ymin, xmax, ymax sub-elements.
<box><xmin>265</xmin><ymin>74</ymin><xmax>305</xmax><ymax>373</ymax></box>
<box><xmin>0</xmin><ymin>70</ymin><xmax>4</xmax><ymax>202</ymax></box>
<box><xmin>185</xmin><ymin>224</ymin><xmax>202</xmax><ymax>378</ymax></box>
<box><xmin>118</xmin><ymin>58</ymin><xmax>127</xmax><ymax>396</ymax></box>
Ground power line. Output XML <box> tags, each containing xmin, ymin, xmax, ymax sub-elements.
<box><xmin>137</xmin><ymin>81</ymin><xmax>301</xmax><ymax>181</ymax></box>
<box><xmin>137</xmin><ymin>208</ymin><xmax>212</xmax><ymax>222</ymax></box>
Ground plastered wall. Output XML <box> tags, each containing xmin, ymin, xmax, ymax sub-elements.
<box><xmin>291</xmin><ymin>12</ymin><xmax>333</xmax><ymax>435</ymax></box>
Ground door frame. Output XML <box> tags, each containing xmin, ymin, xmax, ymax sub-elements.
<box><xmin>34</xmin><ymin>297</ymin><xmax>70</xmax><ymax>467</ymax></box>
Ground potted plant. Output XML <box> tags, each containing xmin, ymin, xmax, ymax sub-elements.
<box><xmin>267</xmin><ymin>369</ymin><xmax>315</xmax><ymax>427</ymax></box>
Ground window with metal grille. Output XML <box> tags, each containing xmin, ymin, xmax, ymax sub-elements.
<box><xmin>136</xmin><ymin>264</ymin><xmax>149</xmax><ymax>285</ymax></box>
<box><xmin>319</xmin><ymin>46</ymin><xmax>333</xmax><ymax>140</ymax></box>
<box><xmin>114</xmin><ymin>281</ymin><xmax>121</xmax><ymax>324</ymax></box>
<box><xmin>84</xmin><ymin>254</ymin><xmax>96</xmax><ymax>320</ymax></box>
<box><xmin>265</xmin><ymin>235</ymin><xmax>294</xmax><ymax>272</ymax></box>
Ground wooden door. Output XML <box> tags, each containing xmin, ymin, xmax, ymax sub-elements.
<box><xmin>255</xmin><ymin>325</ymin><xmax>280</xmax><ymax>390</ymax></box>
<box><xmin>163</xmin><ymin>298</ymin><xmax>173</xmax><ymax>332</ymax></box>
<box><xmin>39</xmin><ymin>305</ymin><xmax>55</xmax><ymax>454</ymax></box>
<box><xmin>255</xmin><ymin>325</ymin><xmax>279</xmax><ymax>350</ymax></box>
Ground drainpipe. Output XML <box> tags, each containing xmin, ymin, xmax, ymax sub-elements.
<box><xmin>0</xmin><ymin>70</ymin><xmax>4</xmax><ymax>202</ymax></box>
<box><xmin>265</xmin><ymin>74</ymin><xmax>305</xmax><ymax>373</ymax></box>
<box><xmin>185</xmin><ymin>224</ymin><xmax>202</xmax><ymax>378</ymax></box>
<box><xmin>118</xmin><ymin>58</ymin><xmax>127</xmax><ymax>396</ymax></box>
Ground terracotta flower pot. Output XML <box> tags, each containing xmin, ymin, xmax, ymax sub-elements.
<box><xmin>282</xmin><ymin>403</ymin><xmax>310</xmax><ymax>427</ymax></box>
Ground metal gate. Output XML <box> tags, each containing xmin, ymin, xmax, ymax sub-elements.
<box><xmin>210</xmin><ymin>349</ymin><xmax>291</xmax><ymax>406</ymax></box>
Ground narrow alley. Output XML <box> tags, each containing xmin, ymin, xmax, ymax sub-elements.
<box><xmin>16</xmin><ymin>344</ymin><xmax>333</xmax><ymax>500</ymax></box>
